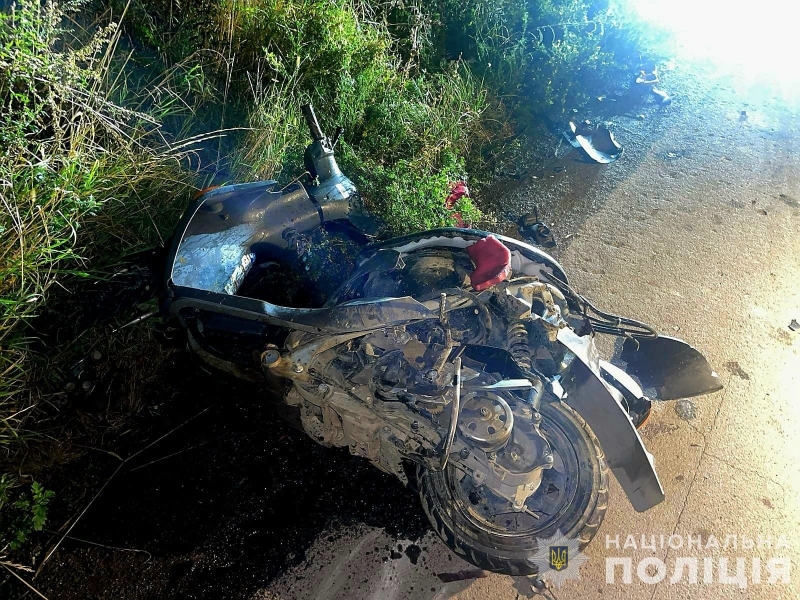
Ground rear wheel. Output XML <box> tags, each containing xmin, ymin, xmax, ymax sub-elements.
<box><xmin>417</xmin><ymin>400</ymin><xmax>608</xmax><ymax>575</ymax></box>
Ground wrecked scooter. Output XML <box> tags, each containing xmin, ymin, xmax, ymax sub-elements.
<box><xmin>162</xmin><ymin>104</ymin><xmax>722</xmax><ymax>576</ymax></box>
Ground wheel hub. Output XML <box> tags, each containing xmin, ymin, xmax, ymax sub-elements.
<box><xmin>457</xmin><ymin>392</ymin><xmax>514</xmax><ymax>451</ymax></box>
<box><xmin>450</xmin><ymin>405</ymin><xmax>582</xmax><ymax>537</ymax></box>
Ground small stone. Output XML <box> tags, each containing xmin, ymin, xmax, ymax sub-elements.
<box><xmin>675</xmin><ymin>399</ymin><xmax>697</xmax><ymax>420</ymax></box>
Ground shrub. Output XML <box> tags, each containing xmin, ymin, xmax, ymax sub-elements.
<box><xmin>0</xmin><ymin>476</ymin><xmax>54</xmax><ymax>553</ymax></box>
<box><xmin>422</xmin><ymin>0</ymin><xmax>666</xmax><ymax>118</ymax></box>
<box><xmin>142</xmin><ymin>0</ymin><xmax>493</xmax><ymax>231</ymax></box>
<box><xmin>135</xmin><ymin>0</ymin><xmax>664</xmax><ymax>227</ymax></box>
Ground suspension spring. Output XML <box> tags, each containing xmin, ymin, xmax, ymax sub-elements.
<box><xmin>507</xmin><ymin>320</ymin><xmax>532</xmax><ymax>370</ymax></box>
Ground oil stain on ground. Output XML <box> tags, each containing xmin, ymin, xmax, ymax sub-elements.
<box><xmin>723</xmin><ymin>360</ymin><xmax>750</xmax><ymax>380</ymax></box>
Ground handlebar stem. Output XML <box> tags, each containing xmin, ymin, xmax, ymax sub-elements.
<box><xmin>301</xmin><ymin>103</ymin><xmax>325</xmax><ymax>142</ymax></box>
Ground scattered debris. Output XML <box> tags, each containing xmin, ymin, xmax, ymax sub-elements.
<box><xmin>568</xmin><ymin>121</ymin><xmax>623</xmax><ymax>164</ymax></box>
<box><xmin>445</xmin><ymin>181</ymin><xmax>469</xmax><ymax>227</ymax></box>
<box><xmin>789</xmin><ymin>319</ymin><xmax>800</xmax><ymax>332</ymax></box>
<box><xmin>62</xmin><ymin>349</ymin><xmax>106</xmax><ymax>399</ymax></box>
<box><xmin>436</xmin><ymin>569</ymin><xmax>488</xmax><ymax>583</ymax></box>
<box><xmin>757</xmin><ymin>208</ymin><xmax>768</xmax><ymax>216</ymax></box>
<box><xmin>517</xmin><ymin>207</ymin><xmax>556</xmax><ymax>248</ymax></box>
<box><xmin>445</xmin><ymin>181</ymin><xmax>468</xmax><ymax>209</ymax></box>
<box><xmin>511</xmin><ymin>576</ymin><xmax>548</xmax><ymax>599</ymax></box>
<box><xmin>563</xmin><ymin>130</ymin><xmax>581</xmax><ymax>149</ymax></box>
<box><xmin>635</xmin><ymin>67</ymin><xmax>672</xmax><ymax>105</ymax></box>
<box><xmin>112</xmin><ymin>309</ymin><xmax>158</xmax><ymax>333</ymax></box>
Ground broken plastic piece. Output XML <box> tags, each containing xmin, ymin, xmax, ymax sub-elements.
<box><xmin>445</xmin><ymin>181</ymin><xmax>469</xmax><ymax>227</ymax></box>
<box><xmin>445</xmin><ymin>181</ymin><xmax>469</xmax><ymax>208</ymax></box>
<box><xmin>650</xmin><ymin>87</ymin><xmax>672</xmax><ymax>104</ymax></box>
<box><xmin>789</xmin><ymin>319</ymin><xmax>800</xmax><ymax>332</ymax></box>
<box><xmin>635</xmin><ymin>67</ymin><xmax>672</xmax><ymax>104</ymax></box>
<box><xmin>466</xmin><ymin>235</ymin><xmax>512</xmax><ymax>292</ymax></box>
<box><xmin>517</xmin><ymin>208</ymin><xmax>556</xmax><ymax>248</ymax></box>
<box><xmin>569</xmin><ymin>121</ymin><xmax>623</xmax><ymax>164</ymax></box>
<box><xmin>620</xmin><ymin>336</ymin><xmax>723</xmax><ymax>400</ymax></box>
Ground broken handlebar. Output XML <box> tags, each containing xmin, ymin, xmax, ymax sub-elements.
<box><xmin>301</xmin><ymin>103</ymin><xmax>325</xmax><ymax>142</ymax></box>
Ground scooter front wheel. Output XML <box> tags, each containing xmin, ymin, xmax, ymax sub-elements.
<box><xmin>417</xmin><ymin>400</ymin><xmax>608</xmax><ymax>576</ymax></box>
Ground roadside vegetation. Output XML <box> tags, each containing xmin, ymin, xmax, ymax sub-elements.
<box><xmin>0</xmin><ymin>0</ymin><xmax>665</xmax><ymax>564</ymax></box>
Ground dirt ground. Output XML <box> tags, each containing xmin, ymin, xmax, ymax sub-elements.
<box><xmin>7</xmin><ymin>62</ymin><xmax>800</xmax><ymax>599</ymax></box>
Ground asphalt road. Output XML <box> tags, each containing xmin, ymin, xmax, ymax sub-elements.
<box><xmin>257</xmin><ymin>65</ymin><xmax>800</xmax><ymax>599</ymax></box>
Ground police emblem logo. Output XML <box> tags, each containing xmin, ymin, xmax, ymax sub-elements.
<box><xmin>549</xmin><ymin>546</ymin><xmax>568</xmax><ymax>571</ymax></box>
<box><xmin>531</xmin><ymin>531</ymin><xmax>588</xmax><ymax>588</ymax></box>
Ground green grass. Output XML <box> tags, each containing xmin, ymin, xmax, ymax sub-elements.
<box><xmin>132</xmin><ymin>0</ymin><xmax>496</xmax><ymax>231</ymax></box>
<box><xmin>117</xmin><ymin>0</ymin><xmax>664</xmax><ymax>228</ymax></box>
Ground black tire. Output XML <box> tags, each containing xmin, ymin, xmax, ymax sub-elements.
<box><xmin>417</xmin><ymin>400</ymin><xmax>608</xmax><ymax>576</ymax></box>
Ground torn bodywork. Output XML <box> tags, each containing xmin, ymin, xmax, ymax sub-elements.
<box><xmin>163</xmin><ymin>103</ymin><xmax>722</xmax><ymax>578</ymax></box>
<box><xmin>569</xmin><ymin>121</ymin><xmax>624</xmax><ymax>164</ymax></box>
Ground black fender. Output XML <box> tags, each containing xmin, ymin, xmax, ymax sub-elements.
<box><xmin>620</xmin><ymin>336</ymin><xmax>723</xmax><ymax>400</ymax></box>
<box><xmin>557</xmin><ymin>328</ymin><xmax>665</xmax><ymax>512</ymax></box>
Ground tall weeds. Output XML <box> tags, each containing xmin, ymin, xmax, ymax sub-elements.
<box><xmin>120</xmin><ymin>0</ymin><xmax>493</xmax><ymax>231</ymax></box>
<box><xmin>0</xmin><ymin>0</ymin><xmax>199</xmax><ymax>548</ymax></box>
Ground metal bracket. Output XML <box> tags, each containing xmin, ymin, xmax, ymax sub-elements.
<box><xmin>557</xmin><ymin>328</ymin><xmax>665</xmax><ymax>512</ymax></box>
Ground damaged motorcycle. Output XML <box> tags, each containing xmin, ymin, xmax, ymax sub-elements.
<box><xmin>161</xmin><ymin>104</ymin><xmax>722</xmax><ymax>576</ymax></box>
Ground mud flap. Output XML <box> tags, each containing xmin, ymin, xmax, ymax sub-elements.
<box><xmin>557</xmin><ymin>328</ymin><xmax>665</xmax><ymax>512</ymax></box>
<box><xmin>620</xmin><ymin>336</ymin><xmax>723</xmax><ymax>401</ymax></box>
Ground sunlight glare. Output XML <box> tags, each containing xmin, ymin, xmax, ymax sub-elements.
<box><xmin>631</xmin><ymin>0</ymin><xmax>800</xmax><ymax>88</ymax></box>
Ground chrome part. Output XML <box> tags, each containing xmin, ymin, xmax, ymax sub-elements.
<box><xmin>462</xmin><ymin>379</ymin><xmax>533</xmax><ymax>392</ymax></box>
<box><xmin>457</xmin><ymin>393</ymin><xmax>514</xmax><ymax>452</ymax></box>
<box><xmin>507</xmin><ymin>320</ymin><xmax>532</xmax><ymax>369</ymax></box>
<box><xmin>436</xmin><ymin>356</ymin><xmax>462</xmax><ymax>472</ymax></box>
